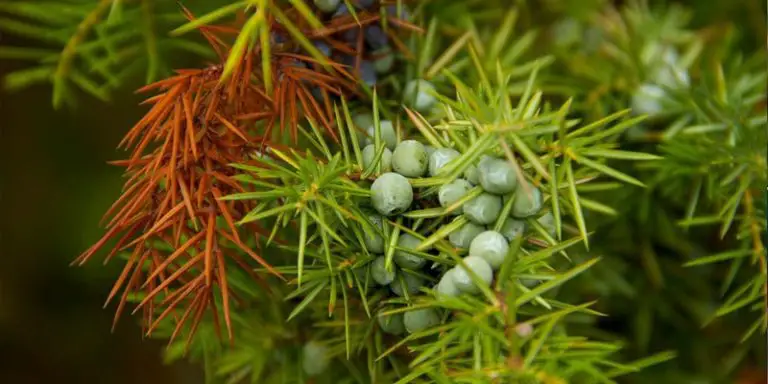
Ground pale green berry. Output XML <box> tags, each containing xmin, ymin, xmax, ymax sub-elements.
<box><xmin>477</xmin><ymin>155</ymin><xmax>494</xmax><ymax>168</ymax></box>
<box><xmin>403</xmin><ymin>308</ymin><xmax>441</xmax><ymax>334</ymax></box>
<box><xmin>511</xmin><ymin>186</ymin><xmax>542</xmax><ymax>218</ymax></box>
<box><xmin>463</xmin><ymin>192</ymin><xmax>502</xmax><ymax>225</ymax></box>
<box><xmin>631</xmin><ymin>83</ymin><xmax>666</xmax><ymax>116</ymax></box>
<box><xmin>537</xmin><ymin>212</ymin><xmax>556</xmax><ymax>236</ymax></box>
<box><xmin>448</xmin><ymin>221</ymin><xmax>485</xmax><ymax>249</ymax></box>
<box><xmin>404</xmin><ymin>79</ymin><xmax>436</xmax><ymax>113</ymax></box>
<box><xmin>392</xmin><ymin>140</ymin><xmax>428</xmax><ymax>177</ymax></box>
<box><xmin>391</xmin><ymin>273</ymin><xmax>425</xmax><ymax>296</ymax></box>
<box><xmin>642</xmin><ymin>45</ymin><xmax>689</xmax><ymax>88</ymax></box>
<box><xmin>362</xmin><ymin>214</ymin><xmax>385</xmax><ymax>253</ymax></box>
<box><xmin>424</xmin><ymin>145</ymin><xmax>435</xmax><ymax>158</ymax></box>
<box><xmin>314</xmin><ymin>0</ymin><xmax>340</xmax><ymax>13</ymax></box>
<box><xmin>450</xmin><ymin>256</ymin><xmax>493</xmax><ymax>294</ymax></box>
<box><xmin>362</xmin><ymin>144</ymin><xmax>392</xmax><ymax>172</ymax></box>
<box><xmin>464</xmin><ymin>164</ymin><xmax>479</xmax><ymax>184</ymax></box>
<box><xmin>365</xmin><ymin>120</ymin><xmax>397</xmax><ymax>150</ymax></box>
<box><xmin>436</xmin><ymin>270</ymin><xmax>461</xmax><ymax>298</ymax></box>
<box><xmin>394</xmin><ymin>233</ymin><xmax>427</xmax><ymax>269</ymax></box>
<box><xmin>353</xmin><ymin>112</ymin><xmax>373</xmax><ymax>129</ymax></box>
<box><xmin>428</xmin><ymin>148</ymin><xmax>460</xmax><ymax>176</ymax></box>
<box><xmin>373</xmin><ymin>46</ymin><xmax>395</xmax><ymax>74</ymax></box>
<box><xmin>438</xmin><ymin>178</ymin><xmax>472</xmax><ymax>214</ymax></box>
<box><xmin>354</xmin><ymin>113</ymin><xmax>373</xmax><ymax>146</ymax></box>
<box><xmin>478</xmin><ymin>158</ymin><xmax>517</xmax><ymax>194</ymax></box>
<box><xmin>371</xmin><ymin>256</ymin><xmax>396</xmax><ymax>285</ymax></box>
<box><xmin>469</xmin><ymin>230</ymin><xmax>509</xmax><ymax>270</ymax></box>
<box><xmin>500</xmin><ymin>218</ymin><xmax>526</xmax><ymax>242</ymax></box>
<box><xmin>377</xmin><ymin>312</ymin><xmax>405</xmax><ymax>335</ymax></box>
<box><xmin>302</xmin><ymin>341</ymin><xmax>330</xmax><ymax>376</ymax></box>
<box><xmin>371</xmin><ymin>172</ymin><xmax>413</xmax><ymax>216</ymax></box>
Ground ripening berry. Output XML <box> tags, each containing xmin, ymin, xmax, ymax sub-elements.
<box><xmin>270</xmin><ymin>31</ymin><xmax>288</xmax><ymax>45</ymax></box>
<box><xmin>404</xmin><ymin>308</ymin><xmax>441</xmax><ymax>334</ymax></box>
<box><xmin>385</xmin><ymin>4</ymin><xmax>410</xmax><ymax>20</ymax></box>
<box><xmin>448</xmin><ymin>221</ymin><xmax>485</xmax><ymax>249</ymax></box>
<box><xmin>356</xmin><ymin>0</ymin><xmax>375</xmax><ymax>8</ymax></box>
<box><xmin>469</xmin><ymin>230</ymin><xmax>509</xmax><ymax>270</ymax></box>
<box><xmin>302</xmin><ymin>341</ymin><xmax>330</xmax><ymax>376</ymax></box>
<box><xmin>436</xmin><ymin>270</ymin><xmax>461</xmax><ymax>298</ymax></box>
<box><xmin>343</xmin><ymin>27</ymin><xmax>360</xmax><ymax>43</ymax></box>
<box><xmin>428</xmin><ymin>147</ymin><xmax>460</xmax><ymax>176</ymax></box>
<box><xmin>478</xmin><ymin>158</ymin><xmax>518</xmax><ymax>194</ymax></box>
<box><xmin>359</xmin><ymin>60</ymin><xmax>377</xmax><ymax>86</ymax></box>
<box><xmin>500</xmin><ymin>218</ymin><xmax>526</xmax><ymax>242</ymax></box>
<box><xmin>366</xmin><ymin>120</ymin><xmax>397</xmax><ymax>150</ymax></box>
<box><xmin>362</xmin><ymin>144</ymin><xmax>392</xmax><ymax>172</ymax></box>
<box><xmin>334</xmin><ymin>3</ymin><xmax>350</xmax><ymax>17</ymax></box>
<box><xmin>365</xmin><ymin>25</ymin><xmax>388</xmax><ymax>49</ymax></box>
<box><xmin>631</xmin><ymin>83</ymin><xmax>666</xmax><ymax>116</ymax></box>
<box><xmin>438</xmin><ymin>178</ymin><xmax>473</xmax><ymax>214</ymax></box>
<box><xmin>450</xmin><ymin>256</ymin><xmax>494</xmax><ymax>294</ymax></box>
<box><xmin>371</xmin><ymin>256</ymin><xmax>396</xmax><ymax>285</ymax></box>
<box><xmin>371</xmin><ymin>172</ymin><xmax>413</xmax><ymax>216</ymax></box>
<box><xmin>464</xmin><ymin>164</ymin><xmax>479</xmax><ymax>185</ymax></box>
<box><xmin>391</xmin><ymin>273</ymin><xmax>425</xmax><ymax>296</ymax></box>
<box><xmin>314</xmin><ymin>0</ymin><xmax>341</xmax><ymax>12</ymax></box>
<box><xmin>511</xmin><ymin>186</ymin><xmax>542</xmax><ymax>218</ymax></box>
<box><xmin>394</xmin><ymin>233</ymin><xmax>427</xmax><ymax>270</ymax></box>
<box><xmin>377</xmin><ymin>312</ymin><xmax>405</xmax><ymax>335</ymax></box>
<box><xmin>373</xmin><ymin>46</ymin><xmax>395</xmax><ymax>73</ymax></box>
<box><xmin>313</xmin><ymin>40</ymin><xmax>332</xmax><ymax>56</ymax></box>
<box><xmin>362</xmin><ymin>214</ymin><xmax>386</xmax><ymax>253</ymax></box>
<box><xmin>392</xmin><ymin>140</ymin><xmax>428</xmax><ymax>177</ymax></box>
<box><xmin>463</xmin><ymin>192</ymin><xmax>502</xmax><ymax>225</ymax></box>
<box><xmin>404</xmin><ymin>79</ymin><xmax>437</xmax><ymax>113</ymax></box>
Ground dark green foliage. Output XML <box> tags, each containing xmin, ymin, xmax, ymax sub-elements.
<box><xmin>2</xmin><ymin>0</ymin><xmax>765</xmax><ymax>383</ymax></box>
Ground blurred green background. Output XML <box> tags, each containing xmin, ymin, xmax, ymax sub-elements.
<box><xmin>0</xmin><ymin>0</ymin><xmax>764</xmax><ymax>383</ymax></box>
<box><xmin>0</xmin><ymin>34</ymin><xmax>204</xmax><ymax>384</ymax></box>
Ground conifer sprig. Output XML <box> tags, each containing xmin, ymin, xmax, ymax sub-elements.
<box><xmin>0</xmin><ymin>0</ymin><xmax>217</xmax><ymax>107</ymax></box>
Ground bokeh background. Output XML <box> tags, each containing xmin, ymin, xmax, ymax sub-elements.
<box><xmin>0</xmin><ymin>0</ymin><xmax>764</xmax><ymax>383</ymax></box>
<box><xmin>0</xmin><ymin>30</ymin><xmax>204</xmax><ymax>384</ymax></box>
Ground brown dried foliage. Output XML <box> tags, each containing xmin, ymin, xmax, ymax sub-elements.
<box><xmin>74</xmin><ymin>3</ymin><xmax>419</xmax><ymax>348</ymax></box>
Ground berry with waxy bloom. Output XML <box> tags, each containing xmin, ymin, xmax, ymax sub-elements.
<box><xmin>392</xmin><ymin>140</ymin><xmax>428</xmax><ymax>177</ymax></box>
<box><xmin>370</xmin><ymin>172</ymin><xmax>413</xmax><ymax>216</ymax></box>
<box><xmin>450</xmin><ymin>256</ymin><xmax>494</xmax><ymax>294</ymax></box>
<box><xmin>448</xmin><ymin>221</ymin><xmax>485</xmax><ymax>249</ymax></box>
<box><xmin>469</xmin><ymin>230</ymin><xmax>509</xmax><ymax>270</ymax></box>
<box><xmin>404</xmin><ymin>308</ymin><xmax>441</xmax><ymax>333</ymax></box>
<box><xmin>394</xmin><ymin>233</ymin><xmax>428</xmax><ymax>270</ymax></box>
<box><xmin>463</xmin><ymin>192</ymin><xmax>502</xmax><ymax>225</ymax></box>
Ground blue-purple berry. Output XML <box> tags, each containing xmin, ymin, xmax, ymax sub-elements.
<box><xmin>365</xmin><ymin>25</ymin><xmax>389</xmax><ymax>49</ymax></box>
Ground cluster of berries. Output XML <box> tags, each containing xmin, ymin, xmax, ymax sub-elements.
<box><xmin>303</xmin><ymin>0</ymin><xmax>412</xmax><ymax>88</ymax></box>
<box><xmin>356</xmin><ymin>119</ymin><xmax>554</xmax><ymax>337</ymax></box>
